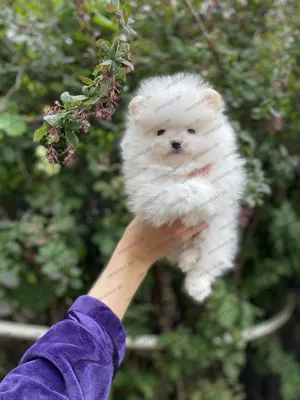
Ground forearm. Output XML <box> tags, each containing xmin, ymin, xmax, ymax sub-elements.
<box><xmin>0</xmin><ymin>216</ymin><xmax>206</xmax><ymax>399</ymax></box>
<box><xmin>88</xmin><ymin>244</ymin><xmax>151</xmax><ymax>320</ymax></box>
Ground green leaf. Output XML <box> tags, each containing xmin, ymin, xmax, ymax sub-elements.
<box><xmin>122</xmin><ymin>23</ymin><xmax>137</xmax><ymax>36</ymax></box>
<box><xmin>92</xmin><ymin>65</ymin><xmax>103</xmax><ymax>76</ymax></box>
<box><xmin>100</xmin><ymin>60</ymin><xmax>113</xmax><ymax>66</ymax></box>
<box><xmin>95</xmin><ymin>39</ymin><xmax>111</xmax><ymax>51</ymax></box>
<box><xmin>121</xmin><ymin>7</ymin><xmax>128</xmax><ymax>24</ymax></box>
<box><xmin>47</xmin><ymin>215</ymin><xmax>75</xmax><ymax>233</ymax></box>
<box><xmin>12</xmin><ymin>280</ymin><xmax>54</xmax><ymax>311</ymax></box>
<box><xmin>92</xmin><ymin>232</ymin><xmax>117</xmax><ymax>256</ymax></box>
<box><xmin>66</xmin><ymin>120</ymin><xmax>81</xmax><ymax>131</ymax></box>
<box><xmin>115</xmin><ymin>68</ymin><xmax>128</xmax><ymax>82</ymax></box>
<box><xmin>70</xmin><ymin>95</ymin><xmax>89</xmax><ymax>101</ymax></box>
<box><xmin>69</xmin><ymin>278</ymin><xmax>82</xmax><ymax>289</ymax></box>
<box><xmin>88</xmin><ymin>87</ymin><xmax>96</xmax><ymax>96</ymax></box>
<box><xmin>111</xmin><ymin>61</ymin><xmax>118</xmax><ymax>72</ymax></box>
<box><xmin>93</xmin><ymin>11</ymin><xmax>118</xmax><ymax>31</ymax></box>
<box><xmin>0</xmin><ymin>271</ymin><xmax>19</xmax><ymax>288</ymax></box>
<box><xmin>82</xmin><ymin>86</ymin><xmax>89</xmax><ymax>96</ymax></box>
<box><xmin>97</xmin><ymin>82</ymin><xmax>110</xmax><ymax>97</ymax></box>
<box><xmin>0</xmin><ymin>114</ymin><xmax>14</xmax><ymax>130</ymax></box>
<box><xmin>79</xmin><ymin>76</ymin><xmax>94</xmax><ymax>85</ymax></box>
<box><xmin>83</xmin><ymin>95</ymin><xmax>101</xmax><ymax>106</ymax></box>
<box><xmin>0</xmin><ymin>300</ymin><xmax>13</xmax><ymax>317</ymax></box>
<box><xmin>110</xmin><ymin>38</ymin><xmax>120</xmax><ymax>52</ymax></box>
<box><xmin>217</xmin><ymin>295</ymin><xmax>239</xmax><ymax>328</ymax></box>
<box><xmin>0</xmin><ymin>113</ymin><xmax>27</xmax><ymax>136</ymax></box>
<box><xmin>34</xmin><ymin>125</ymin><xmax>47</xmax><ymax>142</ymax></box>
<box><xmin>42</xmin><ymin>262</ymin><xmax>60</xmax><ymax>276</ymax></box>
<box><xmin>60</xmin><ymin>91</ymin><xmax>71</xmax><ymax>104</ymax></box>
<box><xmin>106</xmin><ymin>3</ymin><xmax>117</xmax><ymax>12</ymax></box>
<box><xmin>127</xmin><ymin>17</ymin><xmax>134</xmax><ymax>25</ymax></box>
<box><xmin>44</xmin><ymin>114</ymin><xmax>63</xmax><ymax>127</ymax></box>
<box><xmin>119</xmin><ymin>59</ymin><xmax>134</xmax><ymax>70</ymax></box>
<box><xmin>66</xmin><ymin>130</ymin><xmax>79</xmax><ymax>147</ymax></box>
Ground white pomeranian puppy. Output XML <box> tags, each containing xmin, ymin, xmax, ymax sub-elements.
<box><xmin>120</xmin><ymin>73</ymin><xmax>246</xmax><ymax>302</ymax></box>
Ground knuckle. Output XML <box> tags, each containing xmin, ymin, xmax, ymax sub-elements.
<box><xmin>180</xmin><ymin>232</ymin><xmax>189</xmax><ymax>241</ymax></box>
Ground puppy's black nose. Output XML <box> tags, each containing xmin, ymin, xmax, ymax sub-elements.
<box><xmin>171</xmin><ymin>140</ymin><xmax>182</xmax><ymax>150</ymax></box>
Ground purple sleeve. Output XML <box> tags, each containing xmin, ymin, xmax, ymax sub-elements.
<box><xmin>0</xmin><ymin>295</ymin><xmax>126</xmax><ymax>400</ymax></box>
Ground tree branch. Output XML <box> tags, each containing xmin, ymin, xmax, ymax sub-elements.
<box><xmin>4</xmin><ymin>68</ymin><xmax>24</xmax><ymax>102</ymax></box>
<box><xmin>153</xmin><ymin>261</ymin><xmax>178</xmax><ymax>332</ymax></box>
<box><xmin>183</xmin><ymin>0</ymin><xmax>225</xmax><ymax>73</ymax></box>
<box><xmin>234</xmin><ymin>211</ymin><xmax>260</xmax><ymax>284</ymax></box>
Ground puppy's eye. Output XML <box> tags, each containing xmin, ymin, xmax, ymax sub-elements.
<box><xmin>187</xmin><ymin>128</ymin><xmax>195</xmax><ymax>134</ymax></box>
<box><xmin>157</xmin><ymin>129</ymin><xmax>166</xmax><ymax>136</ymax></box>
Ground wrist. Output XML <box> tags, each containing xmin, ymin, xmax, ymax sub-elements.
<box><xmin>114</xmin><ymin>235</ymin><xmax>154</xmax><ymax>270</ymax></box>
<box><xmin>111</xmin><ymin>244</ymin><xmax>152</xmax><ymax>273</ymax></box>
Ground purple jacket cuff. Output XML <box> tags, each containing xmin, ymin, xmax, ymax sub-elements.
<box><xmin>68</xmin><ymin>295</ymin><xmax>126</xmax><ymax>374</ymax></box>
<box><xmin>0</xmin><ymin>294</ymin><xmax>127</xmax><ymax>399</ymax></box>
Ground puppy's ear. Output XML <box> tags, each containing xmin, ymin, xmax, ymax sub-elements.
<box><xmin>202</xmin><ymin>89</ymin><xmax>224</xmax><ymax>112</ymax></box>
<box><xmin>129</xmin><ymin>96</ymin><xmax>146</xmax><ymax>116</ymax></box>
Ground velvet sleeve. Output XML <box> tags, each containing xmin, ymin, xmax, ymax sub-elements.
<box><xmin>0</xmin><ymin>295</ymin><xmax>126</xmax><ymax>400</ymax></box>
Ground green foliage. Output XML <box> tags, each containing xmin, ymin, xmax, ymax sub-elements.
<box><xmin>31</xmin><ymin>2</ymin><xmax>135</xmax><ymax>163</ymax></box>
<box><xmin>0</xmin><ymin>0</ymin><xmax>300</xmax><ymax>399</ymax></box>
<box><xmin>251</xmin><ymin>339</ymin><xmax>300</xmax><ymax>400</ymax></box>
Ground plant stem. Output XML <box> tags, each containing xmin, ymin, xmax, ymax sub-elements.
<box><xmin>183</xmin><ymin>0</ymin><xmax>225</xmax><ymax>74</ymax></box>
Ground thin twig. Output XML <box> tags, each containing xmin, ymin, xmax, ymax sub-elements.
<box><xmin>153</xmin><ymin>261</ymin><xmax>178</xmax><ymax>332</ymax></box>
<box><xmin>16</xmin><ymin>149</ymin><xmax>32</xmax><ymax>187</ymax></box>
<box><xmin>0</xmin><ymin>205</ymin><xmax>9</xmax><ymax>219</ymax></box>
<box><xmin>234</xmin><ymin>211</ymin><xmax>260</xmax><ymax>284</ymax></box>
<box><xmin>176</xmin><ymin>375</ymin><xmax>186</xmax><ymax>400</ymax></box>
<box><xmin>183</xmin><ymin>0</ymin><xmax>225</xmax><ymax>73</ymax></box>
<box><xmin>4</xmin><ymin>68</ymin><xmax>24</xmax><ymax>101</ymax></box>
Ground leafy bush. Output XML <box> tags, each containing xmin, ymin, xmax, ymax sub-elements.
<box><xmin>0</xmin><ymin>0</ymin><xmax>300</xmax><ymax>399</ymax></box>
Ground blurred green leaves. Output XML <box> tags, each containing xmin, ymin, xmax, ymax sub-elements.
<box><xmin>0</xmin><ymin>114</ymin><xmax>27</xmax><ymax>136</ymax></box>
<box><xmin>31</xmin><ymin>7</ymin><xmax>135</xmax><ymax>163</ymax></box>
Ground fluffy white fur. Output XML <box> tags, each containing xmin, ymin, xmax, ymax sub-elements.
<box><xmin>120</xmin><ymin>73</ymin><xmax>246</xmax><ymax>302</ymax></box>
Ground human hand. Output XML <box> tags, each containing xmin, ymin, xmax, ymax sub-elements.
<box><xmin>89</xmin><ymin>215</ymin><xmax>208</xmax><ymax>319</ymax></box>
<box><xmin>115</xmin><ymin>214</ymin><xmax>208</xmax><ymax>269</ymax></box>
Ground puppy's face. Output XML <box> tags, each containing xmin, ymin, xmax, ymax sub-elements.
<box><xmin>122</xmin><ymin>88</ymin><xmax>225</xmax><ymax>167</ymax></box>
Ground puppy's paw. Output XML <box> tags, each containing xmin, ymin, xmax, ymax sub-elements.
<box><xmin>178</xmin><ymin>247</ymin><xmax>201</xmax><ymax>273</ymax></box>
<box><xmin>183</xmin><ymin>274</ymin><xmax>212</xmax><ymax>303</ymax></box>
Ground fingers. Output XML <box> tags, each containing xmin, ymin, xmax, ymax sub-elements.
<box><xmin>185</xmin><ymin>221</ymin><xmax>209</xmax><ymax>236</ymax></box>
<box><xmin>163</xmin><ymin>219</ymin><xmax>209</xmax><ymax>244</ymax></box>
<box><xmin>133</xmin><ymin>215</ymin><xmax>208</xmax><ymax>237</ymax></box>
